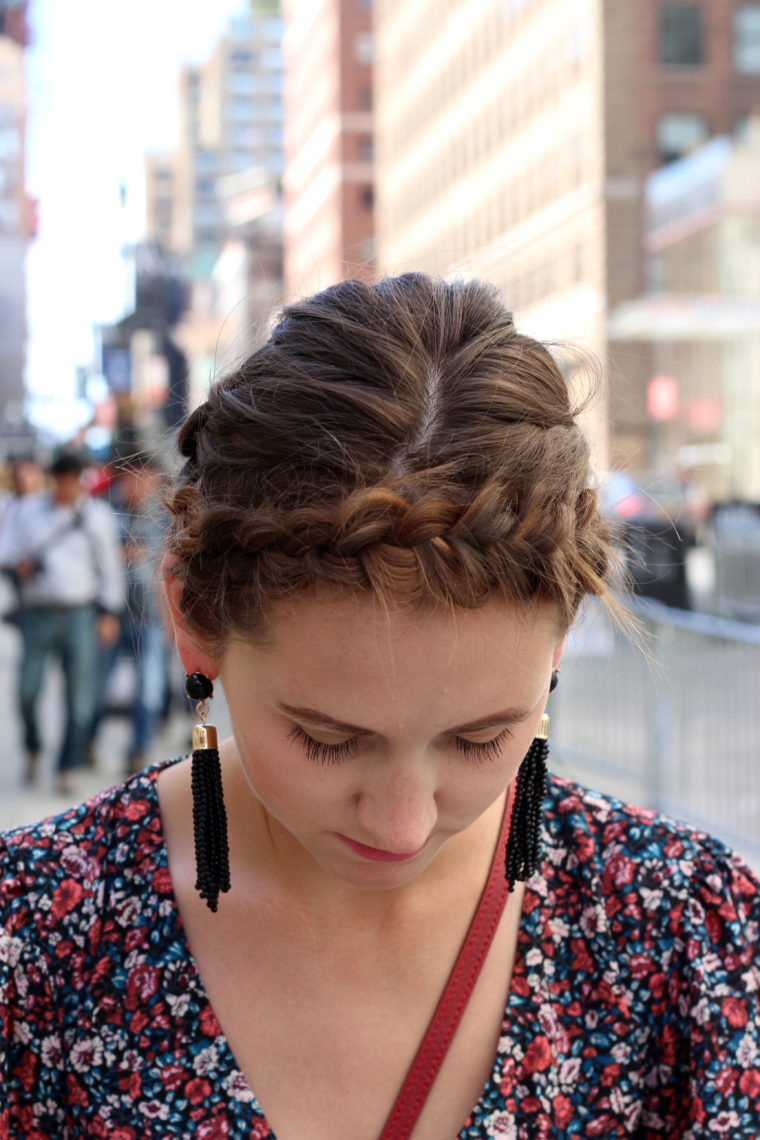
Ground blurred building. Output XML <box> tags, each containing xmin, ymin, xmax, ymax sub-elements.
<box><xmin>609</xmin><ymin>125</ymin><xmax>760</xmax><ymax>500</ymax></box>
<box><xmin>165</xmin><ymin>11</ymin><xmax>284</xmax><ymax>274</ymax></box>
<box><xmin>175</xmin><ymin>167</ymin><xmax>283</xmax><ymax>408</ymax></box>
<box><xmin>0</xmin><ymin>0</ymin><xmax>36</xmax><ymax>450</ymax></box>
<box><xmin>145</xmin><ymin>152</ymin><xmax>175</xmax><ymax>254</ymax></box>
<box><xmin>134</xmin><ymin>5</ymin><xmax>285</xmax><ymax>418</ymax></box>
<box><xmin>282</xmin><ymin>0</ymin><xmax>374</xmax><ymax>299</ymax></box>
<box><xmin>373</xmin><ymin>0</ymin><xmax>760</xmax><ymax>474</ymax></box>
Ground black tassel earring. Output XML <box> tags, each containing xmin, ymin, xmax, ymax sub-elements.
<box><xmin>504</xmin><ymin>713</ymin><xmax>549</xmax><ymax>891</ymax></box>
<box><xmin>186</xmin><ymin>672</ymin><xmax>230</xmax><ymax>912</ymax></box>
<box><xmin>504</xmin><ymin>665</ymin><xmax>558</xmax><ymax>891</ymax></box>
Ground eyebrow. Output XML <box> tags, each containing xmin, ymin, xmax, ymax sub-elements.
<box><xmin>277</xmin><ymin>703</ymin><xmax>533</xmax><ymax>736</ymax></box>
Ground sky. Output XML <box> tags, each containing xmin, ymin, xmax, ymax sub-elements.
<box><xmin>24</xmin><ymin>0</ymin><xmax>246</xmax><ymax>439</ymax></box>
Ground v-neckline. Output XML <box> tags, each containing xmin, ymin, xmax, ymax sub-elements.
<box><xmin>142</xmin><ymin>757</ymin><xmax>539</xmax><ymax>1139</ymax></box>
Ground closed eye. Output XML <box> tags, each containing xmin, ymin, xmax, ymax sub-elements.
<box><xmin>287</xmin><ymin>726</ymin><xmax>362</xmax><ymax>765</ymax></box>
<box><xmin>454</xmin><ymin>727</ymin><xmax>513</xmax><ymax>762</ymax></box>
<box><xmin>288</xmin><ymin>725</ymin><xmax>515</xmax><ymax>766</ymax></box>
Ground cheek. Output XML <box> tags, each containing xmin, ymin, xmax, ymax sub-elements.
<box><xmin>232</xmin><ymin>719</ymin><xmax>340</xmax><ymax>808</ymax></box>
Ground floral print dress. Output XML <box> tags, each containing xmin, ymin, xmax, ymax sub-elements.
<box><xmin>1</xmin><ymin>757</ymin><xmax>759</xmax><ymax>1139</ymax></box>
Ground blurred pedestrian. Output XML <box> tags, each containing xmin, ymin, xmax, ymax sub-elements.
<box><xmin>0</xmin><ymin>454</ymin><xmax>46</xmax><ymax>625</ymax></box>
<box><xmin>89</xmin><ymin>450</ymin><xmax>170</xmax><ymax>775</ymax></box>
<box><xmin>0</xmin><ymin>452</ymin><xmax>123</xmax><ymax>791</ymax></box>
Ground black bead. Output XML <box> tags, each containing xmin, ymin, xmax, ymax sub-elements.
<box><xmin>185</xmin><ymin>672</ymin><xmax>214</xmax><ymax>701</ymax></box>
<box><xmin>549</xmin><ymin>668</ymin><xmax>559</xmax><ymax>692</ymax></box>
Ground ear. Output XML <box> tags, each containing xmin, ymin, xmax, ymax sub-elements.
<box><xmin>162</xmin><ymin>557</ymin><xmax>220</xmax><ymax>681</ymax></box>
<box><xmin>552</xmin><ymin>637</ymin><xmax>565</xmax><ymax>671</ymax></box>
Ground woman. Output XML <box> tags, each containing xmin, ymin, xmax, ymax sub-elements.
<box><xmin>2</xmin><ymin>274</ymin><xmax>758</xmax><ymax>1138</ymax></box>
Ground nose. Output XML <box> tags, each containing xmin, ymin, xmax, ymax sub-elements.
<box><xmin>355</xmin><ymin>758</ymin><xmax>438</xmax><ymax>855</ymax></box>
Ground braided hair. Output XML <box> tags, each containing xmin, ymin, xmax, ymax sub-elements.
<box><xmin>164</xmin><ymin>273</ymin><xmax>612</xmax><ymax>649</ymax></box>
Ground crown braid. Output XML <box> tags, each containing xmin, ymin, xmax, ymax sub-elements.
<box><xmin>165</xmin><ymin>274</ymin><xmax>612</xmax><ymax>648</ymax></box>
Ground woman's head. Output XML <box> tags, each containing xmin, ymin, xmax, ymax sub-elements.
<box><xmin>164</xmin><ymin>273</ymin><xmax>611</xmax><ymax>651</ymax></box>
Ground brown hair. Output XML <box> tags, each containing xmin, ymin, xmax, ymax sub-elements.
<box><xmin>165</xmin><ymin>273</ymin><xmax>612</xmax><ymax>648</ymax></box>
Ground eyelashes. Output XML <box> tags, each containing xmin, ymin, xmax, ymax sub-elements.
<box><xmin>287</xmin><ymin>725</ymin><xmax>513</xmax><ymax>766</ymax></box>
<box><xmin>287</xmin><ymin>727</ymin><xmax>363</xmax><ymax>765</ymax></box>
<box><xmin>454</xmin><ymin>731</ymin><xmax>512</xmax><ymax>761</ymax></box>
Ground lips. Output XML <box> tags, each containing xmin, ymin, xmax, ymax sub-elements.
<box><xmin>337</xmin><ymin>834</ymin><xmax>429</xmax><ymax>862</ymax></box>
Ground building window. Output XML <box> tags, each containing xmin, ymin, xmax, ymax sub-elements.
<box><xmin>656</xmin><ymin>112</ymin><xmax>708</xmax><ymax>162</ymax></box>
<box><xmin>660</xmin><ymin>4</ymin><xmax>704</xmax><ymax>65</ymax></box>
<box><xmin>734</xmin><ymin>5</ymin><xmax>760</xmax><ymax>73</ymax></box>
<box><xmin>361</xmin><ymin>186</ymin><xmax>374</xmax><ymax>210</ymax></box>
<box><xmin>359</xmin><ymin>136</ymin><xmax>373</xmax><ymax>160</ymax></box>
<box><xmin>355</xmin><ymin>30</ymin><xmax>374</xmax><ymax>65</ymax></box>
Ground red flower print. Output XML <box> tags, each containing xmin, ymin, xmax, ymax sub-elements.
<box><xmin>599</xmin><ymin>1063</ymin><xmax>621</xmax><ymax>1088</ymax></box>
<box><xmin>160</xmin><ymin>1063</ymin><xmax>186</xmax><ymax>1091</ymax></box>
<box><xmin>659</xmin><ymin>1024</ymin><xmax>678</xmax><ymax>1066</ymax></box>
<box><xmin>739</xmin><ymin>1070</ymin><xmax>760</xmax><ymax>1100</ymax></box>
<box><xmin>715</xmin><ymin>1068</ymin><xmax>736</xmax><ymax>1097</ymax></box>
<box><xmin>705</xmin><ymin>908</ymin><xmax>723</xmax><ymax>944</ymax></box>
<box><xmin>152</xmin><ymin>864</ymin><xmax>173</xmax><ymax>894</ymax></box>
<box><xmin>554</xmin><ymin>1094</ymin><xmax>573</xmax><ymax>1127</ymax></box>
<box><xmin>186</xmin><ymin>1078</ymin><xmax>212</xmax><ymax>1105</ymax></box>
<box><xmin>649</xmin><ymin>972</ymin><xmax>666</xmax><ymax>999</ymax></box>
<box><xmin>118</xmin><ymin>1072</ymin><xmax>142</xmax><ymax>1098</ymax></box>
<box><xmin>570</xmin><ymin>938</ymin><xmax>593</xmax><ymax>973</ymax></box>
<box><xmin>721</xmin><ymin>997</ymin><xmax>748</xmax><ymax>1028</ymax></box>
<box><xmin>16</xmin><ymin>1049</ymin><xmax>36</xmax><ymax>1092</ymax></box>
<box><xmin>690</xmin><ymin>1096</ymin><xmax>707</xmax><ymax>1124</ymax></box>
<box><xmin>196</xmin><ymin>1112</ymin><xmax>228</xmax><ymax>1137</ymax></box>
<box><xmin>65</xmin><ymin>1072</ymin><xmax>89</xmax><ymax>1107</ymax></box>
<box><xmin>124</xmin><ymin>964</ymin><xmax>160</xmax><ymax>1010</ymax></box>
<box><xmin>200</xmin><ymin>1006</ymin><xmax>222</xmax><ymax>1036</ymax></box>
<box><xmin>15</xmin><ymin>1107</ymin><xmax>35</xmax><ymax>1133</ymax></box>
<box><xmin>523</xmin><ymin>1035</ymin><xmax>553</xmax><ymax>1074</ymax></box>
<box><xmin>603</xmin><ymin>852</ymin><xmax>635</xmax><ymax>889</ymax></box>
<box><xmin>50</xmin><ymin>879</ymin><xmax>84</xmax><ymax>919</ymax></box>
<box><xmin>124</xmin><ymin>797</ymin><xmax>150</xmax><ymax>821</ymax></box>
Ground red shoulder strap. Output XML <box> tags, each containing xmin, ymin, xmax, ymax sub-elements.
<box><xmin>377</xmin><ymin>783</ymin><xmax>515</xmax><ymax>1140</ymax></box>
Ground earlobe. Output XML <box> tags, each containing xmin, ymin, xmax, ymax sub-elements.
<box><xmin>162</xmin><ymin>558</ymin><xmax>219</xmax><ymax>681</ymax></box>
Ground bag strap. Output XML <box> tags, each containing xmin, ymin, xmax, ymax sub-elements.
<box><xmin>26</xmin><ymin>501</ymin><xmax>86</xmax><ymax>564</ymax></box>
<box><xmin>377</xmin><ymin>782</ymin><xmax>515</xmax><ymax>1140</ymax></box>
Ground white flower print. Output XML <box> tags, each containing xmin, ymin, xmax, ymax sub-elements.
<box><xmin>41</xmin><ymin>1035</ymin><xmax>64</xmax><ymax>1067</ymax></box>
<box><xmin>70</xmin><ymin>1036</ymin><xmax>104</xmax><ymax>1072</ymax></box>
<box><xmin>224</xmin><ymin>1070</ymin><xmax>254</xmax><ymax>1103</ymax></box>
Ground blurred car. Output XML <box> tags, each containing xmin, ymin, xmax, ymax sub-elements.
<box><xmin>599</xmin><ymin>471</ymin><xmax>709</xmax><ymax>610</ymax></box>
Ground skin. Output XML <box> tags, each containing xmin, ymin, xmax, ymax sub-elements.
<box><xmin>158</xmin><ymin>584</ymin><xmax>564</xmax><ymax>1138</ymax></box>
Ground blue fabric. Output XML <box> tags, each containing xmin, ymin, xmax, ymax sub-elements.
<box><xmin>18</xmin><ymin>605</ymin><xmax>98</xmax><ymax>772</ymax></box>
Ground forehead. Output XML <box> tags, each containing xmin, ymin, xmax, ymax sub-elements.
<box><xmin>229</xmin><ymin>592</ymin><xmax>559</xmax><ymax>698</ymax></box>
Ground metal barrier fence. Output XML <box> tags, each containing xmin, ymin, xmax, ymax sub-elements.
<box><xmin>549</xmin><ymin>597</ymin><xmax>760</xmax><ymax>870</ymax></box>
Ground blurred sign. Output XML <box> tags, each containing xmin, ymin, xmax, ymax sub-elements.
<box><xmin>102</xmin><ymin>346</ymin><xmax>132</xmax><ymax>394</ymax></box>
<box><xmin>647</xmin><ymin>375</ymin><xmax>679</xmax><ymax>420</ymax></box>
<box><xmin>685</xmin><ymin>397</ymin><xmax>722</xmax><ymax>434</ymax></box>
